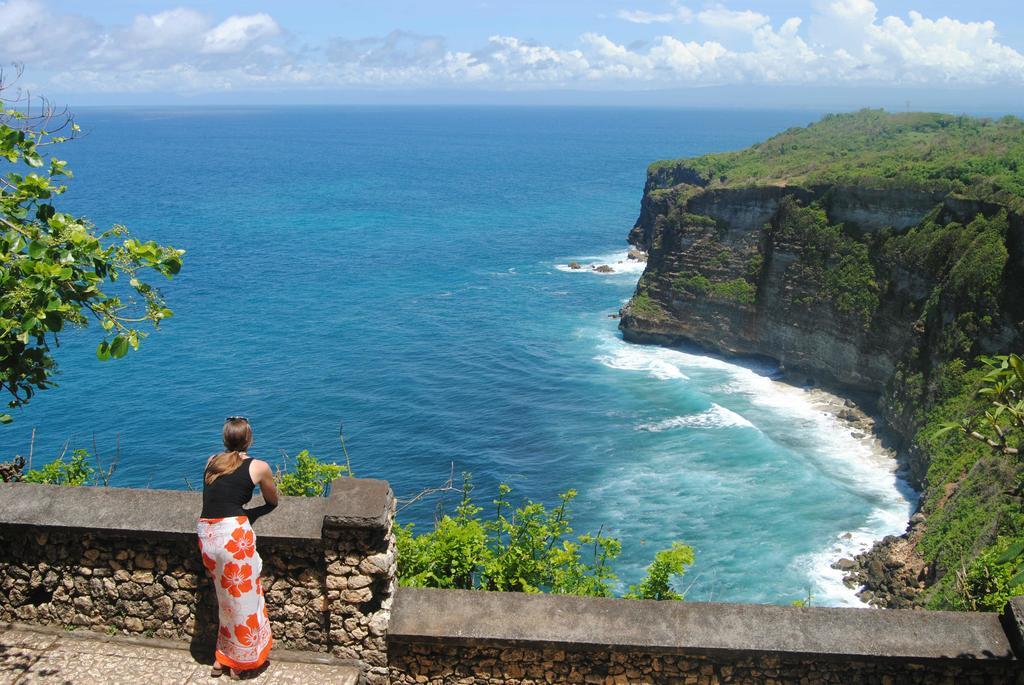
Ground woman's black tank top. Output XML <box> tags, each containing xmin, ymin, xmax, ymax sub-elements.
<box><xmin>200</xmin><ymin>458</ymin><xmax>254</xmax><ymax>518</ymax></box>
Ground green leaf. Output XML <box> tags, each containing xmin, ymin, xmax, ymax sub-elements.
<box><xmin>995</xmin><ymin>541</ymin><xmax>1024</xmax><ymax>565</ymax></box>
<box><xmin>110</xmin><ymin>335</ymin><xmax>129</xmax><ymax>359</ymax></box>
<box><xmin>1009</xmin><ymin>569</ymin><xmax>1024</xmax><ymax>589</ymax></box>
<box><xmin>43</xmin><ymin>312</ymin><xmax>63</xmax><ymax>332</ymax></box>
<box><xmin>0</xmin><ymin>414</ymin><xmax>12</xmax><ymax>424</ymax></box>
<box><xmin>1010</xmin><ymin>355</ymin><xmax>1024</xmax><ymax>385</ymax></box>
<box><xmin>932</xmin><ymin>423</ymin><xmax>963</xmax><ymax>438</ymax></box>
<box><xmin>164</xmin><ymin>256</ymin><xmax>182</xmax><ymax>275</ymax></box>
<box><xmin>27</xmin><ymin>241</ymin><xmax>47</xmax><ymax>259</ymax></box>
<box><xmin>35</xmin><ymin>204</ymin><xmax>55</xmax><ymax>222</ymax></box>
<box><xmin>96</xmin><ymin>341</ymin><xmax>110</xmax><ymax>361</ymax></box>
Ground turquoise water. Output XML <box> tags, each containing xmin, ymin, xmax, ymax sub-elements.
<box><xmin>1</xmin><ymin>107</ymin><xmax>915</xmax><ymax>605</ymax></box>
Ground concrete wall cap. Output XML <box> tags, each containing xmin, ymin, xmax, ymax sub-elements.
<box><xmin>323</xmin><ymin>478</ymin><xmax>393</xmax><ymax>530</ymax></box>
<box><xmin>0</xmin><ymin>481</ymin><xmax>328</xmax><ymax>543</ymax></box>
<box><xmin>389</xmin><ymin>587</ymin><xmax>1018</xmax><ymax>663</ymax></box>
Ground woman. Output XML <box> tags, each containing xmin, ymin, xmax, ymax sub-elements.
<box><xmin>197</xmin><ymin>416</ymin><xmax>279</xmax><ymax>679</ymax></box>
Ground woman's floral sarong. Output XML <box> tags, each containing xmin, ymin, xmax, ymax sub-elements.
<box><xmin>197</xmin><ymin>516</ymin><xmax>272</xmax><ymax>671</ymax></box>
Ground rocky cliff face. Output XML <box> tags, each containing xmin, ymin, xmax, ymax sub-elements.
<box><xmin>620</xmin><ymin>165</ymin><xmax>1024</xmax><ymax>488</ymax></box>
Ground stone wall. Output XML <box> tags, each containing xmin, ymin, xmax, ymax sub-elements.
<box><xmin>0</xmin><ymin>478</ymin><xmax>396</xmax><ymax>684</ymax></box>
<box><xmin>6</xmin><ymin>480</ymin><xmax>1024</xmax><ymax>685</ymax></box>
<box><xmin>388</xmin><ymin>588</ymin><xmax>1024</xmax><ymax>685</ymax></box>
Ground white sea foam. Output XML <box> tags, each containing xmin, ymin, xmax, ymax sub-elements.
<box><xmin>595</xmin><ymin>340</ymin><xmax>689</xmax><ymax>381</ymax></box>
<box><xmin>555</xmin><ymin>251</ymin><xmax>647</xmax><ymax>276</ymax></box>
<box><xmin>754</xmin><ymin>383</ymin><xmax>914</xmax><ymax>607</ymax></box>
<box><xmin>638</xmin><ymin>404</ymin><xmax>755</xmax><ymax>432</ymax></box>
<box><xmin>590</xmin><ymin>325</ymin><xmax>916</xmax><ymax>607</ymax></box>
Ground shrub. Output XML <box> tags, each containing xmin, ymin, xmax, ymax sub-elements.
<box><xmin>917</xmin><ymin>354</ymin><xmax>1024</xmax><ymax>609</ymax></box>
<box><xmin>709</xmin><ymin>278</ymin><xmax>757</xmax><ymax>305</ymax></box>
<box><xmin>955</xmin><ymin>537</ymin><xmax>1024</xmax><ymax>611</ymax></box>
<box><xmin>23</xmin><ymin>448</ymin><xmax>95</xmax><ymax>486</ymax></box>
<box><xmin>628</xmin><ymin>291</ymin><xmax>667</xmax><ymax>320</ymax></box>
<box><xmin>276</xmin><ymin>450</ymin><xmax>347</xmax><ymax>497</ymax></box>
<box><xmin>625</xmin><ymin>542</ymin><xmax>695</xmax><ymax>600</ymax></box>
<box><xmin>396</xmin><ymin>476</ymin><xmax>690</xmax><ymax>600</ymax></box>
<box><xmin>674</xmin><ymin>273</ymin><xmax>756</xmax><ymax>305</ymax></box>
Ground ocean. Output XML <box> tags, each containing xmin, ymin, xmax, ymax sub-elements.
<box><xmin>1</xmin><ymin>106</ymin><xmax>915</xmax><ymax>605</ymax></box>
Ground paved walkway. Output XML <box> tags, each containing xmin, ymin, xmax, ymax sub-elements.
<box><xmin>0</xmin><ymin>625</ymin><xmax>361</xmax><ymax>684</ymax></box>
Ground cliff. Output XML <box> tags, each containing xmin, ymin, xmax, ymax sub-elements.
<box><xmin>620</xmin><ymin>110</ymin><xmax>1024</xmax><ymax>609</ymax></box>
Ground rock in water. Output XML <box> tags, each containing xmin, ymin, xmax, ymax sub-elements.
<box><xmin>627</xmin><ymin>247</ymin><xmax>648</xmax><ymax>262</ymax></box>
<box><xmin>568</xmin><ymin>261</ymin><xmax>581</xmax><ymax>270</ymax></box>
<box><xmin>593</xmin><ymin>264</ymin><xmax>615</xmax><ymax>273</ymax></box>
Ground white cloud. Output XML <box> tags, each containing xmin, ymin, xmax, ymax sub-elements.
<box><xmin>648</xmin><ymin>35</ymin><xmax>730</xmax><ymax>77</ymax></box>
<box><xmin>617</xmin><ymin>10</ymin><xmax>675</xmax><ymax>25</ymax></box>
<box><xmin>808</xmin><ymin>1</ymin><xmax>1024</xmax><ymax>84</ymax></box>
<box><xmin>617</xmin><ymin>3</ymin><xmax>693</xmax><ymax>25</ymax></box>
<box><xmin>202</xmin><ymin>13</ymin><xmax>281</xmax><ymax>54</ymax></box>
<box><xmin>0</xmin><ymin>0</ymin><xmax>95</xmax><ymax>67</ymax></box>
<box><xmin>475</xmin><ymin>36</ymin><xmax>589</xmax><ymax>83</ymax></box>
<box><xmin>697</xmin><ymin>6</ymin><xmax>770</xmax><ymax>33</ymax></box>
<box><xmin>2</xmin><ymin>0</ymin><xmax>1023</xmax><ymax>94</ymax></box>
<box><xmin>124</xmin><ymin>8</ymin><xmax>209</xmax><ymax>52</ymax></box>
<box><xmin>86</xmin><ymin>8</ymin><xmax>209</xmax><ymax>69</ymax></box>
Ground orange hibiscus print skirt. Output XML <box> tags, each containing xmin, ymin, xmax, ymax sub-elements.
<box><xmin>197</xmin><ymin>516</ymin><xmax>272</xmax><ymax>671</ymax></box>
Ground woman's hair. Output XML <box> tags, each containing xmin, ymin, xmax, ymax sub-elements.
<box><xmin>204</xmin><ymin>418</ymin><xmax>253</xmax><ymax>485</ymax></box>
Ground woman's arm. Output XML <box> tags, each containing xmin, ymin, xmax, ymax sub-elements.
<box><xmin>244</xmin><ymin>459</ymin><xmax>279</xmax><ymax>523</ymax></box>
<box><xmin>253</xmin><ymin>459</ymin><xmax>279</xmax><ymax>506</ymax></box>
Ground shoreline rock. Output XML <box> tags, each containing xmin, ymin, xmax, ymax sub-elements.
<box><xmin>836</xmin><ymin>513</ymin><xmax>931</xmax><ymax>609</ymax></box>
<box><xmin>627</xmin><ymin>247</ymin><xmax>647</xmax><ymax>262</ymax></box>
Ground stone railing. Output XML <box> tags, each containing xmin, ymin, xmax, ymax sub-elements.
<box><xmin>5</xmin><ymin>479</ymin><xmax>1024</xmax><ymax>685</ymax></box>
<box><xmin>388</xmin><ymin>588</ymin><xmax>1024</xmax><ymax>684</ymax></box>
<box><xmin>0</xmin><ymin>478</ymin><xmax>396</xmax><ymax>684</ymax></box>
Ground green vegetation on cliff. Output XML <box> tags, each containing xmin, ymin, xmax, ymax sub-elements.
<box><xmin>628</xmin><ymin>290</ymin><xmax>669</xmax><ymax>321</ymax></box>
<box><xmin>917</xmin><ymin>356</ymin><xmax>1023</xmax><ymax>610</ymax></box>
<box><xmin>656</xmin><ymin>110</ymin><xmax>1024</xmax><ymax>208</ymax></box>
<box><xmin>883</xmin><ymin>210</ymin><xmax>1010</xmax><ymax>429</ymax></box>
<box><xmin>772</xmin><ymin>198</ymin><xmax>880</xmax><ymax>326</ymax></box>
<box><xmin>673</xmin><ymin>273</ymin><xmax>756</xmax><ymax>305</ymax></box>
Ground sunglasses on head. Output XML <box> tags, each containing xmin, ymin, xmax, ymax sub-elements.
<box><xmin>225</xmin><ymin>416</ymin><xmax>249</xmax><ymax>423</ymax></box>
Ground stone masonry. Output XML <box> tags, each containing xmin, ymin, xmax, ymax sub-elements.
<box><xmin>389</xmin><ymin>643</ymin><xmax>1020</xmax><ymax>685</ymax></box>
<box><xmin>387</xmin><ymin>589</ymin><xmax>1024</xmax><ymax>685</ymax></box>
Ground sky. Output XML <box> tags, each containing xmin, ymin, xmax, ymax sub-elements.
<box><xmin>1</xmin><ymin>0</ymin><xmax>1023</xmax><ymax>108</ymax></box>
